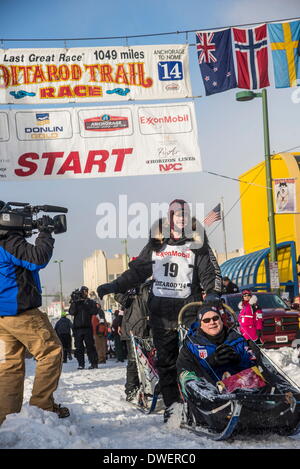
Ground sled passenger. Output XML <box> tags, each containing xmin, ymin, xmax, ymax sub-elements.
<box><xmin>177</xmin><ymin>305</ymin><xmax>257</xmax><ymax>399</ymax></box>
<box><xmin>238</xmin><ymin>289</ymin><xmax>263</xmax><ymax>343</ymax></box>
<box><xmin>97</xmin><ymin>199</ymin><xmax>222</xmax><ymax>422</ymax></box>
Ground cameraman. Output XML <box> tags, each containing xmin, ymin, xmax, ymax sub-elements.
<box><xmin>69</xmin><ymin>286</ymin><xmax>99</xmax><ymax>369</ymax></box>
<box><xmin>0</xmin><ymin>212</ymin><xmax>69</xmax><ymax>425</ymax></box>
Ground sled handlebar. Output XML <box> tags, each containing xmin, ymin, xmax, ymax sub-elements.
<box><xmin>177</xmin><ymin>301</ymin><xmax>238</xmax><ymax>327</ymax></box>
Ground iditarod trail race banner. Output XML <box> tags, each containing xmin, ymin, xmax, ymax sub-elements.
<box><xmin>0</xmin><ymin>45</ymin><xmax>192</xmax><ymax>104</ymax></box>
<box><xmin>0</xmin><ymin>102</ymin><xmax>201</xmax><ymax>180</ymax></box>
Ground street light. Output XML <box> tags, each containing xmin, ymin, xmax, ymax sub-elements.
<box><xmin>236</xmin><ymin>88</ymin><xmax>279</xmax><ymax>291</ymax></box>
<box><xmin>54</xmin><ymin>260</ymin><xmax>64</xmax><ymax>314</ymax></box>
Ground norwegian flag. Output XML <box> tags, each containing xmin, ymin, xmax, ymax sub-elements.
<box><xmin>233</xmin><ymin>24</ymin><xmax>270</xmax><ymax>89</ymax></box>
<box><xmin>204</xmin><ymin>203</ymin><xmax>221</xmax><ymax>227</ymax></box>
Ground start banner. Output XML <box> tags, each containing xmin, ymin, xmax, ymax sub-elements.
<box><xmin>0</xmin><ymin>45</ymin><xmax>192</xmax><ymax>104</ymax></box>
<box><xmin>0</xmin><ymin>102</ymin><xmax>201</xmax><ymax>180</ymax></box>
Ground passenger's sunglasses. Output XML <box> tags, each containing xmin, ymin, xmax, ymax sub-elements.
<box><xmin>201</xmin><ymin>315</ymin><xmax>220</xmax><ymax>323</ymax></box>
<box><xmin>243</xmin><ymin>294</ymin><xmax>251</xmax><ymax>297</ymax></box>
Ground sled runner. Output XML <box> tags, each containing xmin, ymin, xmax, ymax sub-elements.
<box><xmin>177</xmin><ymin>302</ymin><xmax>300</xmax><ymax>441</ymax></box>
<box><xmin>130</xmin><ymin>332</ymin><xmax>162</xmax><ymax>413</ymax></box>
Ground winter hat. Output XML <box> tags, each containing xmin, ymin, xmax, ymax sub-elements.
<box><xmin>198</xmin><ymin>304</ymin><xmax>221</xmax><ymax>321</ymax></box>
<box><xmin>80</xmin><ymin>286</ymin><xmax>89</xmax><ymax>292</ymax></box>
<box><xmin>100</xmin><ymin>318</ymin><xmax>105</xmax><ymax>323</ymax></box>
<box><xmin>242</xmin><ymin>289</ymin><xmax>252</xmax><ymax>296</ymax></box>
<box><xmin>168</xmin><ymin>199</ymin><xmax>191</xmax><ymax>220</ymax></box>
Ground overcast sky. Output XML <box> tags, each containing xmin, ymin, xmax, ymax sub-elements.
<box><xmin>1</xmin><ymin>0</ymin><xmax>299</xmax><ymax>297</ymax></box>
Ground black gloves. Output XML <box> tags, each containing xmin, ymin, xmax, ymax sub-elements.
<box><xmin>206</xmin><ymin>344</ymin><xmax>240</xmax><ymax>368</ymax></box>
<box><xmin>37</xmin><ymin>215</ymin><xmax>54</xmax><ymax>234</ymax></box>
<box><xmin>203</xmin><ymin>292</ymin><xmax>222</xmax><ymax>307</ymax></box>
<box><xmin>97</xmin><ymin>283</ymin><xmax>117</xmax><ymax>299</ymax></box>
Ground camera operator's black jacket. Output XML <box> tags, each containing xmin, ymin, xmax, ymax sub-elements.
<box><xmin>0</xmin><ymin>231</ymin><xmax>54</xmax><ymax>316</ymax></box>
<box><xmin>69</xmin><ymin>298</ymin><xmax>98</xmax><ymax>329</ymax></box>
<box><xmin>107</xmin><ymin>217</ymin><xmax>222</xmax><ymax>329</ymax></box>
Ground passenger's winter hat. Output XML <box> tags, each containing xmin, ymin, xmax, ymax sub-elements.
<box><xmin>198</xmin><ymin>304</ymin><xmax>221</xmax><ymax>321</ymax></box>
<box><xmin>223</xmin><ymin>276</ymin><xmax>230</xmax><ymax>281</ymax></box>
<box><xmin>100</xmin><ymin>318</ymin><xmax>105</xmax><ymax>323</ymax></box>
<box><xmin>80</xmin><ymin>286</ymin><xmax>89</xmax><ymax>292</ymax></box>
<box><xmin>242</xmin><ymin>289</ymin><xmax>252</xmax><ymax>296</ymax></box>
<box><xmin>168</xmin><ymin>199</ymin><xmax>191</xmax><ymax>220</ymax></box>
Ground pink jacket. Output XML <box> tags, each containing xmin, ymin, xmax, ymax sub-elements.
<box><xmin>238</xmin><ymin>295</ymin><xmax>263</xmax><ymax>341</ymax></box>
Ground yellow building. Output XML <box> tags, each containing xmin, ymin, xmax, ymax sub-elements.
<box><xmin>238</xmin><ymin>152</ymin><xmax>300</xmax><ymax>294</ymax></box>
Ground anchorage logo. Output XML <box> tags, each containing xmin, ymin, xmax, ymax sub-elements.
<box><xmin>36</xmin><ymin>113</ymin><xmax>50</xmax><ymax>125</ymax></box>
<box><xmin>159</xmin><ymin>163</ymin><xmax>182</xmax><ymax>172</ymax></box>
<box><xmin>84</xmin><ymin>114</ymin><xmax>129</xmax><ymax>131</ymax></box>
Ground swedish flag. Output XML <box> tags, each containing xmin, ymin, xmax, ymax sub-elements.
<box><xmin>268</xmin><ymin>20</ymin><xmax>300</xmax><ymax>88</ymax></box>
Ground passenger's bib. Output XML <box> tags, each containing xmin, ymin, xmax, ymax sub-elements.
<box><xmin>152</xmin><ymin>245</ymin><xmax>195</xmax><ymax>298</ymax></box>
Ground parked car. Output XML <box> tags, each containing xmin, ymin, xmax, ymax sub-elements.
<box><xmin>221</xmin><ymin>292</ymin><xmax>300</xmax><ymax>349</ymax></box>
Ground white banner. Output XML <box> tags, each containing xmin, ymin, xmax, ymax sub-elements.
<box><xmin>0</xmin><ymin>45</ymin><xmax>192</xmax><ymax>104</ymax></box>
<box><xmin>274</xmin><ymin>178</ymin><xmax>297</xmax><ymax>214</ymax></box>
<box><xmin>0</xmin><ymin>102</ymin><xmax>201</xmax><ymax>180</ymax></box>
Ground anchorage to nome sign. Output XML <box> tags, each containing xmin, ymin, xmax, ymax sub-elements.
<box><xmin>0</xmin><ymin>45</ymin><xmax>192</xmax><ymax>104</ymax></box>
<box><xmin>0</xmin><ymin>102</ymin><xmax>201</xmax><ymax>180</ymax></box>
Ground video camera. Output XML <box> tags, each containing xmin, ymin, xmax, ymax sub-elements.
<box><xmin>70</xmin><ymin>289</ymin><xmax>84</xmax><ymax>303</ymax></box>
<box><xmin>0</xmin><ymin>201</ymin><xmax>67</xmax><ymax>238</ymax></box>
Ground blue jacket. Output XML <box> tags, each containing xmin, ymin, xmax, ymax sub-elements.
<box><xmin>177</xmin><ymin>324</ymin><xmax>256</xmax><ymax>383</ymax></box>
<box><xmin>0</xmin><ymin>231</ymin><xmax>54</xmax><ymax>316</ymax></box>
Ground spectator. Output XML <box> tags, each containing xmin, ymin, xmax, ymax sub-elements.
<box><xmin>69</xmin><ymin>286</ymin><xmax>99</xmax><ymax>369</ymax></box>
<box><xmin>222</xmin><ymin>276</ymin><xmax>239</xmax><ymax>294</ymax></box>
<box><xmin>54</xmin><ymin>313</ymin><xmax>73</xmax><ymax>363</ymax></box>
<box><xmin>238</xmin><ymin>289</ymin><xmax>263</xmax><ymax>343</ymax></box>
<box><xmin>92</xmin><ymin>315</ymin><xmax>108</xmax><ymax>364</ymax></box>
<box><xmin>112</xmin><ymin>310</ymin><xmax>124</xmax><ymax>363</ymax></box>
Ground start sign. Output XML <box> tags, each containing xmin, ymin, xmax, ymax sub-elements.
<box><xmin>0</xmin><ymin>102</ymin><xmax>201</xmax><ymax>181</ymax></box>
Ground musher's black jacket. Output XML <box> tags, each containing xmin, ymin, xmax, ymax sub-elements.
<box><xmin>108</xmin><ymin>217</ymin><xmax>222</xmax><ymax>329</ymax></box>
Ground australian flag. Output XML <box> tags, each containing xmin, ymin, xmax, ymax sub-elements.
<box><xmin>196</xmin><ymin>28</ymin><xmax>237</xmax><ymax>96</ymax></box>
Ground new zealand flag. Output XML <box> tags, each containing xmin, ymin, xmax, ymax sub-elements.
<box><xmin>196</xmin><ymin>28</ymin><xmax>237</xmax><ymax>96</ymax></box>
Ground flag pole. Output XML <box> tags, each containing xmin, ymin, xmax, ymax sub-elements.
<box><xmin>221</xmin><ymin>197</ymin><xmax>228</xmax><ymax>261</ymax></box>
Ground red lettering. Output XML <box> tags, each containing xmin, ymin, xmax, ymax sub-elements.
<box><xmin>115</xmin><ymin>64</ymin><xmax>129</xmax><ymax>85</ymax></box>
<box><xmin>0</xmin><ymin>65</ymin><xmax>10</xmax><ymax>87</ymax></box>
<box><xmin>84</xmin><ymin>64</ymin><xmax>99</xmax><ymax>82</ymax></box>
<box><xmin>57</xmin><ymin>152</ymin><xmax>82</xmax><ymax>175</ymax></box>
<box><xmin>15</xmin><ymin>153</ymin><xmax>39</xmax><ymax>177</ymax></box>
<box><xmin>58</xmin><ymin>64</ymin><xmax>70</xmax><ymax>81</ymax></box>
<box><xmin>87</xmin><ymin>86</ymin><xmax>102</xmax><ymax>96</ymax></box>
<box><xmin>84</xmin><ymin>150</ymin><xmax>109</xmax><ymax>173</ymax></box>
<box><xmin>73</xmin><ymin>85</ymin><xmax>87</xmax><ymax>97</ymax></box>
<box><xmin>99</xmin><ymin>64</ymin><xmax>113</xmax><ymax>83</ymax></box>
<box><xmin>112</xmin><ymin>148</ymin><xmax>133</xmax><ymax>172</ymax></box>
<box><xmin>40</xmin><ymin>87</ymin><xmax>55</xmax><ymax>98</ymax></box>
<box><xmin>57</xmin><ymin>86</ymin><xmax>73</xmax><ymax>98</ymax></box>
<box><xmin>71</xmin><ymin>64</ymin><xmax>82</xmax><ymax>81</ymax></box>
<box><xmin>46</xmin><ymin>65</ymin><xmax>59</xmax><ymax>81</ymax></box>
<box><xmin>42</xmin><ymin>152</ymin><xmax>64</xmax><ymax>175</ymax></box>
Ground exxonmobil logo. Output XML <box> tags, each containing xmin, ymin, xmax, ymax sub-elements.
<box><xmin>159</xmin><ymin>163</ymin><xmax>183</xmax><ymax>172</ymax></box>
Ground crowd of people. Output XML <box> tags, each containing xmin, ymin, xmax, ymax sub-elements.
<box><xmin>0</xmin><ymin>198</ymin><xmax>298</xmax><ymax>429</ymax></box>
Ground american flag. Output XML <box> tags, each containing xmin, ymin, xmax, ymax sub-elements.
<box><xmin>204</xmin><ymin>203</ymin><xmax>221</xmax><ymax>226</ymax></box>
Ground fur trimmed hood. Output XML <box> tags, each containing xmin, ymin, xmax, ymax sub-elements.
<box><xmin>238</xmin><ymin>295</ymin><xmax>258</xmax><ymax>310</ymax></box>
<box><xmin>149</xmin><ymin>216</ymin><xmax>206</xmax><ymax>251</ymax></box>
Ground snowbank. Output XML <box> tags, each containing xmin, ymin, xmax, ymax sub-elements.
<box><xmin>0</xmin><ymin>348</ymin><xmax>300</xmax><ymax>449</ymax></box>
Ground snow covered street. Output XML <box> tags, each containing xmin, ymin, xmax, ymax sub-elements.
<box><xmin>0</xmin><ymin>348</ymin><xmax>300</xmax><ymax>449</ymax></box>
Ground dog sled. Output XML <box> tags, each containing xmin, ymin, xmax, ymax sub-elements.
<box><xmin>177</xmin><ymin>302</ymin><xmax>300</xmax><ymax>441</ymax></box>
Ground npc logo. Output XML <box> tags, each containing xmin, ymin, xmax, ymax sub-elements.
<box><xmin>198</xmin><ymin>348</ymin><xmax>208</xmax><ymax>359</ymax></box>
